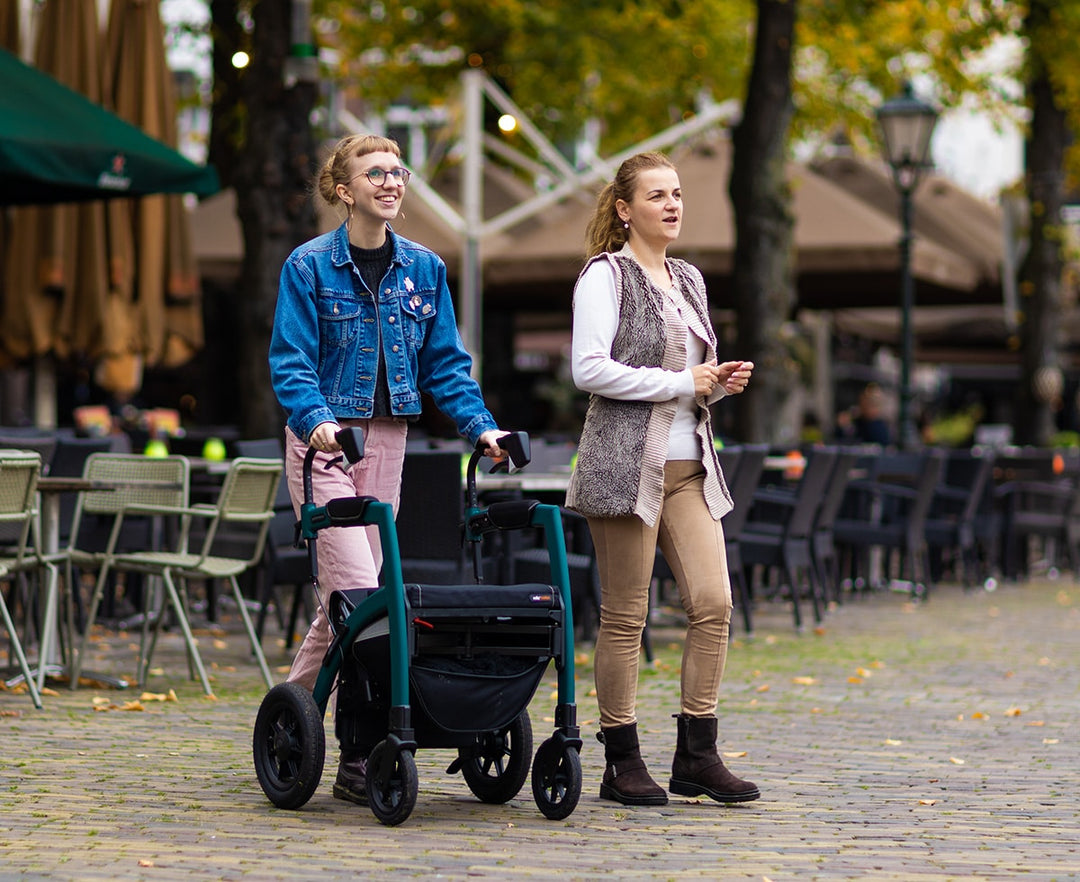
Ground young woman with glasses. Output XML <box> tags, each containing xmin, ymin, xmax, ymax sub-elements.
<box><xmin>269</xmin><ymin>134</ymin><xmax>507</xmax><ymax>807</ymax></box>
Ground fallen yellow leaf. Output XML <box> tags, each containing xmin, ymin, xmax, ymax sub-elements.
<box><xmin>140</xmin><ymin>692</ymin><xmax>169</xmax><ymax>702</ymax></box>
<box><xmin>1028</xmin><ymin>720</ymin><xmax>1046</xmax><ymax>727</ymax></box>
<box><xmin>855</xmin><ymin>667</ymin><xmax>872</xmax><ymax>678</ymax></box>
<box><xmin>791</xmin><ymin>676</ymin><xmax>816</xmax><ymax>685</ymax></box>
<box><xmin>971</xmin><ymin>711</ymin><xmax>988</xmax><ymax>720</ymax></box>
<box><xmin>1004</xmin><ymin>707</ymin><xmax>1022</xmax><ymax>717</ymax></box>
<box><xmin>755</xmin><ymin>684</ymin><xmax>770</xmax><ymax>693</ymax></box>
<box><xmin>723</xmin><ymin>751</ymin><xmax>748</xmax><ymax>758</ymax></box>
<box><xmin>949</xmin><ymin>757</ymin><xmax>965</xmax><ymax>765</ymax></box>
<box><xmin>92</xmin><ymin>696</ymin><xmax>111</xmax><ymax>706</ymax></box>
<box><xmin>870</xmin><ymin>660</ymin><xmax>885</xmax><ymax>669</ymax></box>
<box><xmin>1043</xmin><ymin>738</ymin><xmax>1059</xmax><ymax>744</ymax></box>
<box><xmin>138</xmin><ymin>860</ymin><xmax>154</xmax><ymax>868</ymax></box>
<box><xmin>884</xmin><ymin>738</ymin><xmax>903</xmax><ymax>746</ymax></box>
<box><xmin>121</xmin><ymin>701</ymin><xmax>145</xmax><ymax>712</ymax></box>
<box><xmin>847</xmin><ymin>676</ymin><xmax>864</xmax><ymax>684</ymax></box>
<box><xmin>917</xmin><ymin>799</ymin><xmax>937</xmax><ymax>805</ymax></box>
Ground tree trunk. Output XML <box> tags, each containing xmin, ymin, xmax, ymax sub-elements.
<box><xmin>728</xmin><ymin>0</ymin><xmax>798</xmax><ymax>445</ymax></box>
<box><xmin>1014</xmin><ymin>0</ymin><xmax>1068</xmax><ymax>446</ymax></box>
<box><xmin>209</xmin><ymin>0</ymin><xmax>318</xmax><ymax>440</ymax></box>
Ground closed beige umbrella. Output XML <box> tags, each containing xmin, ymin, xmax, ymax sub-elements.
<box><xmin>0</xmin><ymin>0</ymin><xmax>18</xmax><ymax>370</ymax></box>
<box><xmin>105</xmin><ymin>0</ymin><xmax>202</xmax><ymax>372</ymax></box>
<box><xmin>0</xmin><ymin>0</ymin><xmax>18</xmax><ymax>53</ymax></box>
<box><xmin>1</xmin><ymin>0</ymin><xmax>135</xmax><ymax>375</ymax></box>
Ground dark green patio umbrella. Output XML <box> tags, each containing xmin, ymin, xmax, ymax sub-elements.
<box><xmin>0</xmin><ymin>47</ymin><xmax>219</xmax><ymax>206</ymax></box>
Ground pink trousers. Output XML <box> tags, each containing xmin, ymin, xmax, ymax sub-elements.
<box><xmin>283</xmin><ymin>418</ymin><xmax>408</xmax><ymax>690</ymax></box>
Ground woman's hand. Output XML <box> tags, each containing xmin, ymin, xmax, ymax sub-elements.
<box><xmin>717</xmin><ymin>360</ymin><xmax>754</xmax><ymax>395</ymax></box>
<box><xmin>477</xmin><ymin>429</ymin><xmax>510</xmax><ymax>458</ymax></box>
<box><xmin>309</xmin><ymin>421</ymin><xmax>342</xmax><ymax>453</ymax></box>
<box><xmin>691</xmin><ymin>363</ymin><xmax>722</xmax><ymax>397</ymax></box>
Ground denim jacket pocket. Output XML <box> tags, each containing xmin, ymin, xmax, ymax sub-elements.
<box><xmin>399</xmin><ymin>291</ymin><xmax>437</xmax><ymax>348</ymax></box>
<box><xmin>317</xmin><ymin>296</ymin><xmax>362</xmax><ymax>350</ymax></box>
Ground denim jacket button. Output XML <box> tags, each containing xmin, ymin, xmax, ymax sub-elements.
<box><xmin>388</xmin><ymin>316</ymin><xmax>395</xmax><ymax>323</ymax></box>
<box><xmin>392</xmin><ymin>345</ymin><xmax>399</xmax><ymax>352</ymax></box>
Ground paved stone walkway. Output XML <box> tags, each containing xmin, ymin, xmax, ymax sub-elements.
<box><xmin>2</xmin><ymin>578</ymin><xmax>1078</xmax><ymax>880</ymax></box>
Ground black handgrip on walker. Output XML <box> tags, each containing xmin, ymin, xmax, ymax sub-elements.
<box><xmin>479</xmin><ymin>431</ymin><xmax>531</xmax><ymax>474</ymax></box>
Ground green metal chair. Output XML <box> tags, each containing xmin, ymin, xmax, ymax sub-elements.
<box><xmin>0</xmin><ymin>450</ymin><xmax>58</xmax><ymax>707</ymax></box>
<box><xmin>87</xmin><ymin>457</ymin><xmax>281</xmax><ymax>694</ymax></box>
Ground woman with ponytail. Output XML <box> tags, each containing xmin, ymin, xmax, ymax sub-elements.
<box><xmin>269</xmin><ymin>134</ymin><xmax>507</xmax><ymax>806</ymax></box>
<box><xmin>566</xmin><ymin>151</ymin><xmax>760</xmax><ymax>807</ymax></box>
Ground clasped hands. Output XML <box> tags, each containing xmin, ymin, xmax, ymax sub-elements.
<box><xmin>692</xmin><ymin>360</ymin><xmax>754</xmax><ymax>397</ymax></box>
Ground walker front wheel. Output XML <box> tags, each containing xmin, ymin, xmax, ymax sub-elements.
<box><xmin>531</xmin><ymin>737</ymin><xmax>581</xmax><ymax>820</ymax></box>
<box><xmin>366</xmin><ymin>740</ymin><xmax>418</xmax><ymax>826</ymax></box>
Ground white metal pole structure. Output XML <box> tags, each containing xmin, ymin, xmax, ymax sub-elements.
<box><xmin>459</xmin><ymin>69</ymin><xmax>485</xmax><ymax>378</ymax></box>
<box><xmin>342</xmin><ymin>75</ymin><xmax>738</xmax><ymax>385</ymax></box>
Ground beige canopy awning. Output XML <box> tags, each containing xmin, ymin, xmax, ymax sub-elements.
<box><xmin>483</xmin><ymin>136</ymin><xmax>990</xmax><ymax>309</ymax></box>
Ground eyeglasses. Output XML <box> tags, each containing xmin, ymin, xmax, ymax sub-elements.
<box><xmin>352</xmin><ymin>166</ymin><xmax>411</xmax><ymax>187</ymax></box>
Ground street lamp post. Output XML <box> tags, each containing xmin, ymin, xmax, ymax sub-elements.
<box><xmin>876</xmin><ymin>81</ymin><xmax>939</xmax><ymax>449</ymax></box>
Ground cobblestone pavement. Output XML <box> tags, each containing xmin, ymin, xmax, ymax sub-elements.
<box><xmin>2</xmin><ymin>578</ymin><xmax>1078</xmax><ymax>881</ymax></box>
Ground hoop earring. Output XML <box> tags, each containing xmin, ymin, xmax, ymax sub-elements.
<box><xmin>345</xmin><ymin>205</ymin><xmax>353</xmax><ymax>233</ymax></box>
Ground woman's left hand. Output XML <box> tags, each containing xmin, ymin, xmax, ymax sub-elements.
<box><xmin>717</xmin><ymin>360</ymin><xmax>754</xmax><ymax>395</ymax></box>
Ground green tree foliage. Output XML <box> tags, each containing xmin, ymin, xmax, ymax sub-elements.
<box><xmin>317</xmin><ymin>0</ymin><xmax>753</xmax><ymax>152</ymax></box>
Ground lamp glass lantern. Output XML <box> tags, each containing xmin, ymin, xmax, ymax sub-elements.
<box><xmin>876</xmin><ymin>81</ymin><xmax>939</xmax><ymax>190</ymax></box>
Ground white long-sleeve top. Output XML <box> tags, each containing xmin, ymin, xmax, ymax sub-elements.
<box><xmin>570</xmin><ymin>252</ymin><xmax>725</xmax><ymax>461</ymax></box>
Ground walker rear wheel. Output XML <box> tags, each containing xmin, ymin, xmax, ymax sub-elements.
<box><xmin>460</xmin><ymin>711</ymin><xmax>533</xmax><ymax>804</ymax></box>
<box><xmin>252</xmin><ymin>682</ymin><xmax>325</xmax><ymax>809</ymax></box>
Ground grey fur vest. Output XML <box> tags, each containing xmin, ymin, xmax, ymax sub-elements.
<box><xmin>565</xmin><ymin>251</ymin><xmax>732</xmax><ymax>526</ymax></box>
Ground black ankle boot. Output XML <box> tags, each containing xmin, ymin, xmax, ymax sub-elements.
<box><xmin>597</xmin><ymin>723</ymin><xmax>668</xmax><ymax>806</ymax></box>
<box><xmin>669</xmin><ymin>714</ymin><xmax>760</xmax><ymax>803</ymax></box>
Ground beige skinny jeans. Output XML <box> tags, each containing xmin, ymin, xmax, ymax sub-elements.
<box><xmin>587</xmin><ymin>460</ymin><xmax>733</xmax><ymax>728</ymax></box>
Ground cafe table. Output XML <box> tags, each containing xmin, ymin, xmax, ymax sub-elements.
<box><xmin>31</xmin><ymin>476</ymin><xmax>130</xmax><ymax>689</ymax></box>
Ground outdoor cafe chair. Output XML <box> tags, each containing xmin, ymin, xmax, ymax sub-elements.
<box><xmin>80</xmin><ymin>457</ymin><xmax>282</xmax><ymax>695</ymax></box>
<box><xmin>809</xmin><ymin>448</ymin><xmax>860</xmax><ymax>606</ymax></box>
<box><xmin>0</xmin><ymin>450</ymin><xmax>58</xmax><ymax>707</ymax></box>
<box><xmin>233</xmin><ymin>438</ymin><xmax>311</xmax><ymax>650</ymax></box>
<box><xmin>739</xmin><ymin>446</ymin><xmax>838</xmax><ymax>630</ymax></box>
<box><xmin>924</xmin><ymin>447</ymin><xmax>996</xmax><ymax>588</ymax></box>
<box><xmin>994</xmin><ymin>448</ymin><xmax>1080</xmax><ymax>582</ymax></box>
<box><xmin>66</xmin><ymin>453</ymin><xmax>191</xmax><ymax>688</ymax></box>
<box><xmin>833</xmin><ymin>448</ymin><xmax>947</xmax><ymax>598</ymax></box>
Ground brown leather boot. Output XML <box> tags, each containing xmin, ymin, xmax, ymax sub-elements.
<box><xmin>669</xmin><ymin>714</ymin><xmax>760</xmax><ymax>803</ymax></box>
<box><xmin>597</xmin><ymin>723</ymin><xmax>668</xmax><ymax>806</ymax></box>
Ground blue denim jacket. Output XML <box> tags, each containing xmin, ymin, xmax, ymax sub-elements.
<box><xmin>270</xmin><ymin>223</ymin><xmax>497</xmax><ymax>444</ymax></box>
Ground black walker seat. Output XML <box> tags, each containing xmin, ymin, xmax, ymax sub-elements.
<box><xmin>331</xmin><ymin>581</ymin><xmax>565</xmax><ymax>751</ymax></box>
